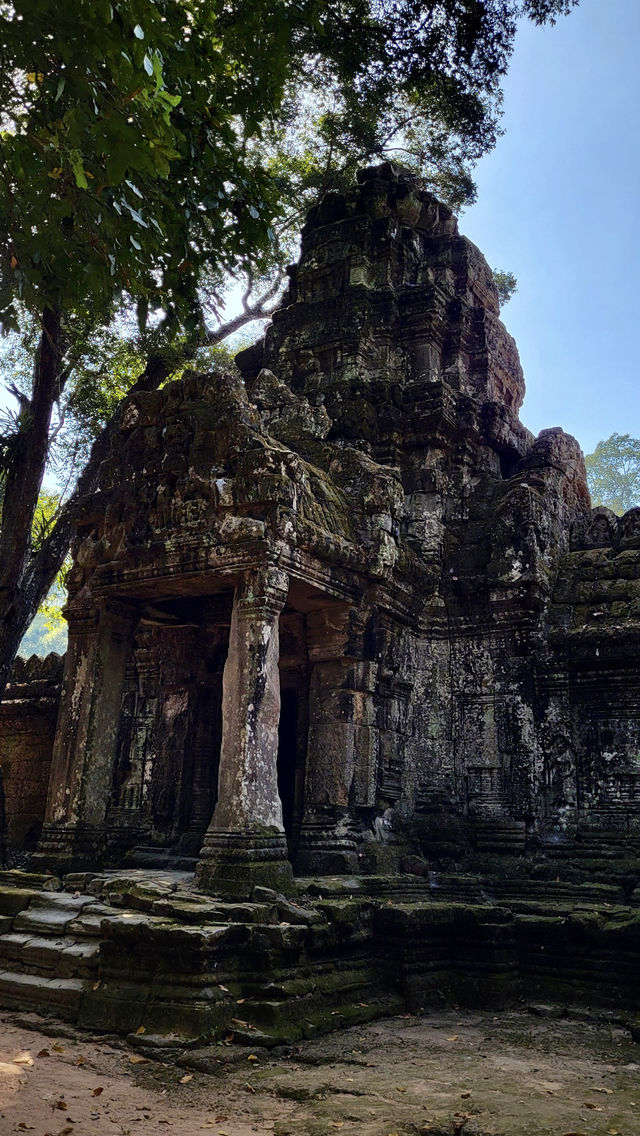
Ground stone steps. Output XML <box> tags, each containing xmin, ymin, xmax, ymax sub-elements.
<box><xmin>0</xmin><ymin>968</ymin><xmax>87</xmax><ymax>1018</ymax></box>
<box><xmin>1</xmin><ymin>867</ymin><xmax>640</xmax><ymax>1043</ymax></box>
<box><xmin>0</xmin><ymin>931</ymin><xmax>99</xmax><ymax>977</ymax></box>
<box><xmin>0</xmin><ymin>881</ymin><xmax>104</xmax><ymax>1020</ymax></box>
<box><xmin>474</xmin><ymin>819</ymin><xmax>527</xmax><ymax>853</ymax></box>
<box><xmin>13</xmin><ymin>891</ymin><xmax>96</xmax><ymax>934</ymax></box>
<box><xmin>486</xmin><ymin>879</ymin><xmax>626</xmax><ymax>906</ymax></box>
<box><xmin>544</xmin><ymin>835</ymin><xmax>640</xmax><ymax>860</ymax></box>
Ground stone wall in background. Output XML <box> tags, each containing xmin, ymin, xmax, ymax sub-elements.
<box><xmin>0</xmin><ymin>654</ymin><xmax>63</xmax><ymax>851</ymax></box>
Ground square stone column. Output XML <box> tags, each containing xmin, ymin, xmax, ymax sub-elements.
<box><xmin>34</xmin><ymin>598</ymin><xmax>137</xmax><ymax>873</ymax></box>
<box><xmin>295</xmin><ymin>606</ymin><xmax>379</xmax><ymax>875</ymax></box>
<box><xmin>195</xmin><ymin>567</ymin><xmax>293</xmax><ymax>895</ymax></box>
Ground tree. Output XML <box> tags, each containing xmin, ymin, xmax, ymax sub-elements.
<box><xmin>585</xmin><ymin>434</ymin><xmax>640</xmax><ymax>515</ymax></box>
<box><xmin>0</xmin><ymin>0</ymin><xmax>579</xmax><ymax>695</ymax></box>
<box><xmin>492</xmin><ymin>268</ymin><xmax>518</xmax><ymax>307</ymax></box>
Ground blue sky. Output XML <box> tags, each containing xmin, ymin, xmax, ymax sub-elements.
<box><xmin>460</xmin><ymin>0</ymin><xmax>640</xmax><ymax>455</ymax></box>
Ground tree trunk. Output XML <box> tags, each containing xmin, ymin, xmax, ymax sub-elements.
<box><xmin>0</xmin><ymin>352</ymin><xmax>171</xmax><ymax>702</ymax></box>
<box><xmin>0</xmin><ymin>305</ymin><xmax>63</xmax><ymax>694</ymax></box>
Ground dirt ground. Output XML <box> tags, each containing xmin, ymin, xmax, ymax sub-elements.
<box><xmin>1</xmin><ymin>1007</ymin><xmax>639</xmax><ymax>1136</ymax></box>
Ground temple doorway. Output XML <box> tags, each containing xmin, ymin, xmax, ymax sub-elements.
<box><xmin>106</xmin><ymin>594</ymin><xmax>232</xmax><ymax>863</ymax></box>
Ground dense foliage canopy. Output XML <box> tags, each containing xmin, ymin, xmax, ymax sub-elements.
<box><xmin>1</xmin><ymin>0</ymin><xmax>578</xmax><ymax>337</ymax></box>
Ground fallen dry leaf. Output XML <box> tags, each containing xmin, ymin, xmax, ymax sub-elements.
<box><xmin>236</xmin><ymin>998</ymin><xmax>245</xmax><ymax>1004</ymax></box>
<box><xmin>243</xmin><ymin>1082</ymin><xmax>256</xmax><ymax>1093</ymax></box>
<box><xmin>461</xmin><ymin>1091</ymin><xmax>471</xmax><ymax>1098</ymax></box>
<box><xmin>607</xmin><ymin>1129</ymin><xmax>621</xmax><ymax>1135</ymax></box>
<box><xmin>37</xmin><ymin>1049</ymin><xmax>50</xmax><ymax>1058</ymax></box>
<box><xmin>179</xmin><ymin>1074</ymin><xmax>193</xmax><ymax>1084</ymax></box>
<box><xmin>129</xmin><ymin>1056</ymin><xmax>150</xmax><ymax>1065</ymax></box>
<box><xmin>12</xmin><ymin>1055</ymin><xmax>33</xmax><ymax>1067</ymax></box>
<box><xmin>247</xmin><ymin>1054</ymin><xmax>259</xmax><ymax>1062</ymax></box>
<box><xmin>218</xmin><ymin>984</ymin><xmax>229</xmax><ymax>992</ymax></box>
<box><xmin>54</xmin><ymin>1101</ymin><xmax>67</xmax><ymax>1110</ymax></box>
<box><xmin>16</xmin><ymin>1124</ymin><xmax>35</xmax><ymax>1131</ymax></box>
<box><xmin>91</xmin><ymin>1087</ymin><xmax>104</xmax><ymax>1097</ymax></box>
<box><xmin>329</xmin><ymin>1124</ymin><xmax>344</xmax><ymax>1129</ymax></box>
<box><xmin>92</xmin><ymin>982</ymin><xmax>101</xmax><ymax>991</ymax></box>
<box><xmin>51</xmin><ymin>1045</ymin><xmax>66</xmax><ymax>1054</ymax></box>
<box><xmin>75</xmin><ymin>1058</ymin><xmax>85</xmax><ymax>1067</ymax></box>
<box><xmin>594</xmin><ymin>1087</ymin><xmax>614</xmax><ymax>1094</ymax></box>
<box><xmin>396</xmin><ymin>1085</ymin><xmax>407</xmax><ymax>1092</ymax></box>
<box><xmin>584</xmin><ymin>1103</ymin><xmax>603</xmax><ymax>1111</ymax></box>
<box><xmin>135</xmin><ymin>1026</ymin><xmax>146</xmax><ymax>1035</ymax></box>
<box><xmin>446</xmin><ymin>1035</ymin><xmax>459</xmax><ymax>1042</ymax></box>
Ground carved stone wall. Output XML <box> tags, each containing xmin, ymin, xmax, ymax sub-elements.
<box><xmin>0</xmin><ymin>654</ymin><xmax>63</xmax><ymax>850</ymax></box>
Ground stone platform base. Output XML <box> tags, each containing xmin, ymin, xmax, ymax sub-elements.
<box><xmin>1</xmin><ymin>863</ymin><xmax>640</xmax><ymax>1045</ymax></box>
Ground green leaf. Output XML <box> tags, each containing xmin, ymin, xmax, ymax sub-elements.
<box><xmin>133</xmin><ymin>24</ymin><xmax>144</xmax><ymax>39</ymax></box>
<box><xmin>69</xmin><ymin>149</ymin><xmax>89</xmax><ymax>190</ymax></box>
<box><xmin>129</xmin><ymin>235</ymin><xmax>142</xmax><ymax>250</ymax></box>
<box><xmin>143</xmin><ymin>54</ymin><xmax>153</xmax><ymax>76</ymax></box>
<box><xmin>157</xmin><ymin>89</ymin><xmax>181</xmax><ymax>108</ymax></box>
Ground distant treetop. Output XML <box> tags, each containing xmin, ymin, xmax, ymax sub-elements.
<box><xmin>585</xmin><ymin>433</ymin><xmax>640</xmax><ymax>515</ymax></box>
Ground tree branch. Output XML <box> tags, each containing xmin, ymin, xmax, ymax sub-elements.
<box><xmin>205</xmin><ymin>271</ymin><xmax>285</xmax><ymax>344</ymax></box>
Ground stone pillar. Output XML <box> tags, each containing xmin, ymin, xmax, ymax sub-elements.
<box><xmin>195</xmin><ymin>567</ymin><xmax>293</xmax><ymax>895</ymax></box>
<box><xmin>34</xmin><ymin>599</ymin><xmax>137</xmax><ymax>873</ymax></box>
<box><xmin>295</xmin><ymin>606</ymin><xmax>379</xmax><ymax>875</ymax></box>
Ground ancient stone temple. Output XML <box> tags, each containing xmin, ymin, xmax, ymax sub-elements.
<box><xmin>23</xmin><ymin>162</ymin><xmax>639</xmax><ymax>896</ymax></box>
<box><xmin>1</xmin><ymin>164</ymin><xmax>640</xmax><ymax>1041</ymax></box>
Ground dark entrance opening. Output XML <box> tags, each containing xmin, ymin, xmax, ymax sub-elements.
<box><xmin>278</xmin><ymin>688</ymin><xmax>300</xmax><ymax>840</ymax></box>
